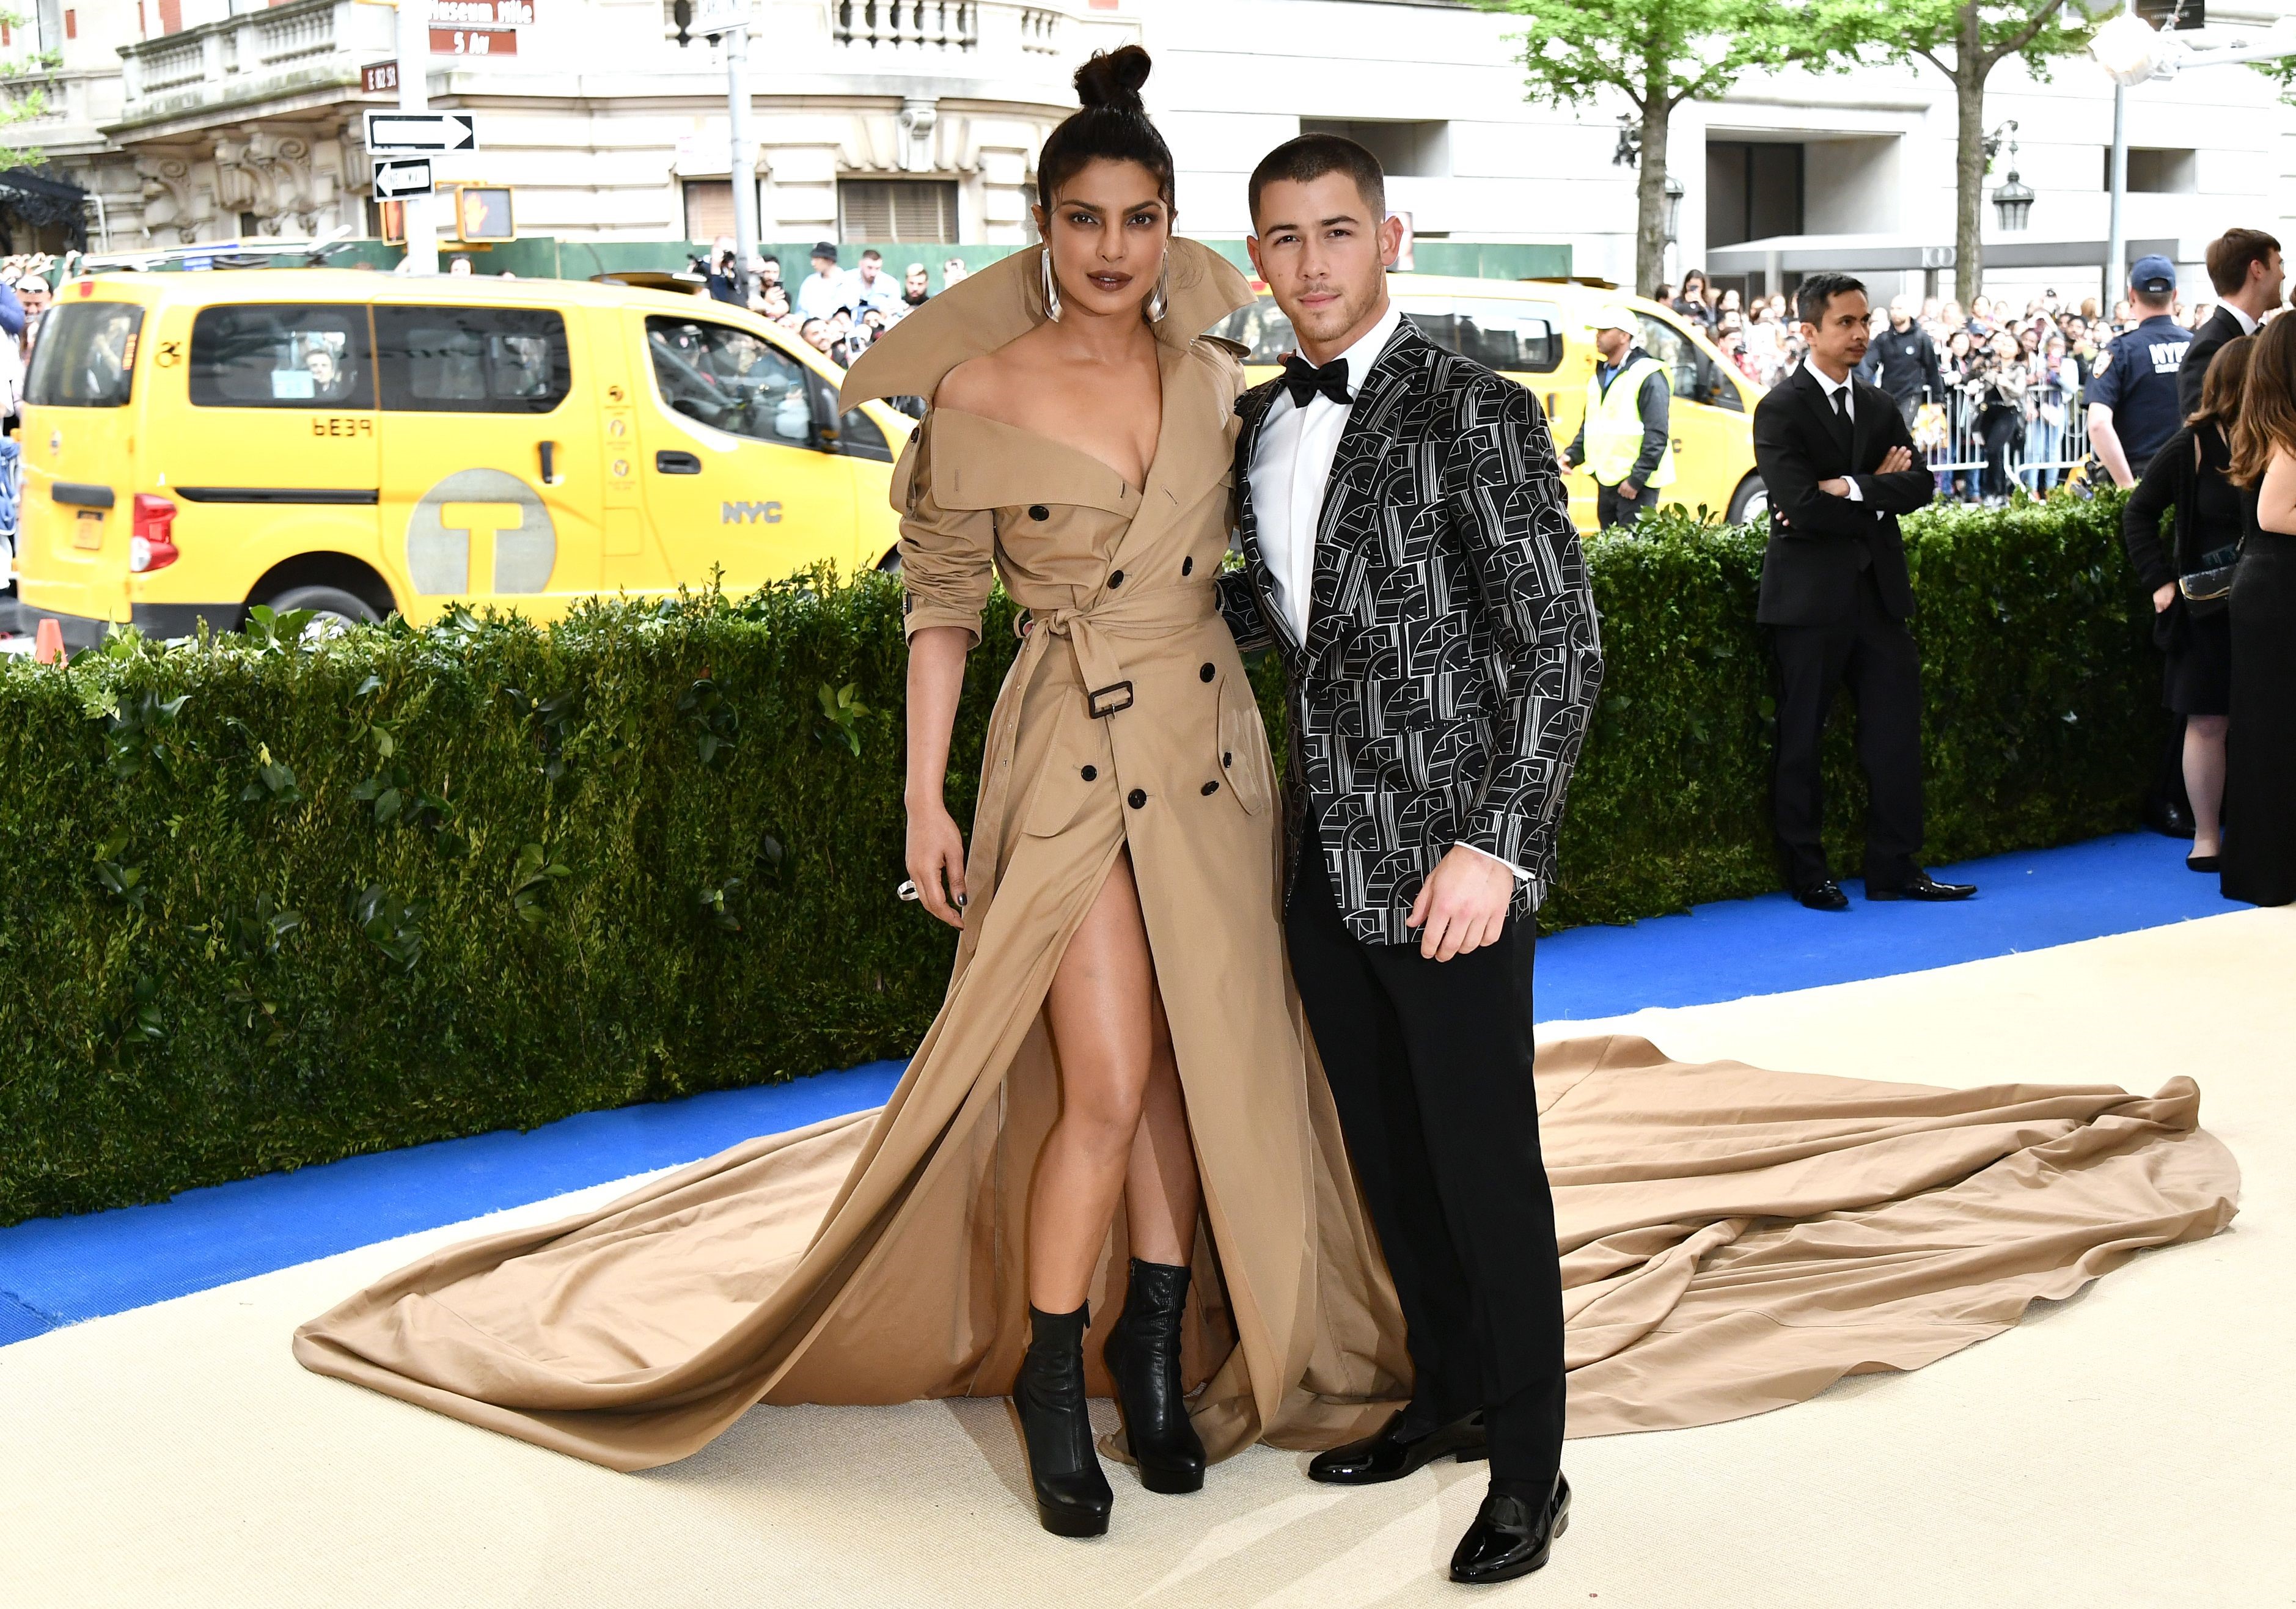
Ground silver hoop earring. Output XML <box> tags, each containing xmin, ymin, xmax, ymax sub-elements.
<box><xmin>1145</xmin><ymin>255</ymin><xmax>1170</xmax><ymax>323</ymax></box>
<box><xmin>1040</xmin><ymin>246</ymin><xmax>1063</xmax><ymax>323</ymax></box>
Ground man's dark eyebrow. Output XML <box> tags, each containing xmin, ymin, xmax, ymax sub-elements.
<box><xmin>1257</xmin><ymin>213</ymin><xmax>1366</xmax><ymax>235</ymax></box>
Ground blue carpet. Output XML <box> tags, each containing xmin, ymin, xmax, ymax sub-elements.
<box><xmin>0</xmin><ymin>1060</ymin><xmax>905</xmax><ymax>1346</ymax></box>
<box><xmin>0</xmin><ymin>830</ymin><xmax>2234</xmax><ymax>1346</ymax></box>
<box><xmin>1535</xmin><ymin>830</ymin><xmax>2229</xmax><ymax>1021</ymax></box>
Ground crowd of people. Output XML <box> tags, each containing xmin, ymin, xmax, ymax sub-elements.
<box><xmin>1659</xmin><ymin>260</ymin><xmax>2236</xmax><ymax>504</ymax></box>
<box><xmin>697</xmin><ymin>238</ymin><xmax>966</xmax><ymax>370</ymax></box>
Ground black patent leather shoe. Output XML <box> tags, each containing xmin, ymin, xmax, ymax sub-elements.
<box><xmin>1450</xmin><ymin>1474</ymin><xmax>1572</xmax><ymax>1585</ymax></box>
<box><xmin>2188</xmin><ymin>852</ymin><xmax>2222</xmax><ymax>873</ymax></box>
<box><xmin>1795</xmin><ymin>879</ymin><xmax>1850</xmax><ymax>912</ymax></box>
<box><xmin>1015</xmin><ymin>1303</ymin><xmax>1113</xmax><ymax>1537</ymax></box>
<box><xmin>1104</xmin><ymin>1259</ymin><xmax>1207</xmax><ymax>1495</ymax></box>
<box><xmin>1307</xmin><ymin>1409</ymin><xmax>1486</xmax><ymax>1485</ymax></box>
<box><xmin>1867</xmin><ymin>871</ymin><xmax>1976</xmax><ymax>902</ymax></box>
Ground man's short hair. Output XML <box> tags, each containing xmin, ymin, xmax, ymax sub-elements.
<box><xmin>2206</xmin><ymin>228</ymin><xmax>2280</xmax><ymax>296</ymax></box>
<box><xmin>860</xmin><ymin>249</ymin><xmax>882</xmax><ymax>264</ymax></box>
<box><xmin>1247</xmin><ymin>133</ymin><xmax>1386</xmax><ymax>229</ymax></box>
<box><xmin>1795</xmin><ymin>272</ymin><xmax>1866</xmax><ymax>326</ymax></box>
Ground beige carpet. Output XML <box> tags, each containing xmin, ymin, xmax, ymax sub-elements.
<box><xmin>4</xmin><ymin>907</ymin><xmax>2290</xmax><ymax>1608</ymax></box>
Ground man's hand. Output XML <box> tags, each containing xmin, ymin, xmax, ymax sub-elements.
<box><xmin>1876</xmin><ymin>445</ymin><xmax>1912</xmax><ymax>474</ymax></box>
<box><xmin>1556</xmin><ymin>450</ymin><xmax>1572</xmax><ymax>472</ymax></box>
<box><xmin>1817</xmin><ymin>477</ymin><xmax>1852</xmax><ymax>497</ymax></box>
<box><xmin>2154</xmin><ymin>581</ymin><xmax>2179</xmax><ymax>614</ymax></box>
<box><xmin>1406</xmin><ymin>846</ymin><xmax>1517</xmax><ymax>962</ymax></box>
<box><xmin>1618</xmin><ymin>480</ymin><xmax>1640</xmax><ymax>500</ymax></box>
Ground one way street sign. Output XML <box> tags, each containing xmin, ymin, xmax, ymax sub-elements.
<box><xmin>365</xmin><ymin>111</ymin><xmax>479</xmax><ymax>153</ymax></box>
<box><xmin>373</xmin><ymin>157</ymin><xmax>435</xmax><ymax>199</ymax></box>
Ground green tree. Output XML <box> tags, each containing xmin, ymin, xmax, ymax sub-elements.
<box><xmin>1865</xmin><ymin>0</ymin><xmax>2095</xmax><ymax>302</ymax></box>
<box><xmin>0</xmin><ymin>5</ymin><xmax>57</xmax><ymax>174</ymax></box>
<box><xmin>1491</xmin><ymin>0</ymin><xmax>1885</xmax><ymax>295</ymax></box>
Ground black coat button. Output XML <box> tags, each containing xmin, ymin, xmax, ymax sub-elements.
<box><xmin>1201</xmin><ymin>780</ymin><xmax>1219</xmax><ymax>796</ymax></box>
<box><xmin>1181</xmin><ymin>555</ymin><xmax>1194</xmax><ymax>576</ymax></box>
<box><xmin>1108</xmin><ymin>570</ymin><xmax>1125</xmax><ymax>588</ymax></box>
<box><xmin>1080</xmin><ymin>764</ymin><xmax>1096</xmax><ymax>782</ymax></box>
<box><xmin>1127</xmin><ymin>788</ymin><xmax>1147</xmax><ymax>808</ymax></box>
<box><xmin>1199</xmin><ymin>662</ymin><xmax>1216</xmax><ymax>682</ymax></box>
<box><xmin>1029</xmin><ymin>504</ymin><xmax>1049</xmax><ymax>521</ymax></box>
<box><xmin>1222</xmin><ymin>751</ymin><xmax>1233</xmax><ymax>768</ymax></box>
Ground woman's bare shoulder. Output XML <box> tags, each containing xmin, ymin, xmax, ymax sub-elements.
<box><xmin>932</xmin><ymin>328</ymin><xmax>1054</xmax><ymax>420</ymax></box>
<box><xmin>933</xmin><ymin>351</ymin><xmax>1001</xmax><ymax>416</ymax></box>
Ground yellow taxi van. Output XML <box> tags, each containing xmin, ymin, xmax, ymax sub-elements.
<box><xmin>1213</xmin><ymin>275</ymin><xmax>1769</xmax><ymax>530</ymax></box>
<box><xmin>13</xmin><ymin>270</ymin><xmax>914</xmax><ymax>647</ymax></box>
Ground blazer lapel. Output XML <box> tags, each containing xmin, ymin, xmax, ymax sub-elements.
<box><xmin>1303</xmin><ymin>321</ymin><xmax>1420</xmax><ymax>661</ymax></box>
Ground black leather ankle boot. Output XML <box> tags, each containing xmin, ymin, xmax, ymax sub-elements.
<box><xmin>1016</xmin><ymin>1302</ymin><xmax>1113</xmax><ymax>1537</ymax></box>
<box><xmin>1103</xmin><ymin>1258</ymin><xmax>1208</xmax><ymax>1494</ymax></box>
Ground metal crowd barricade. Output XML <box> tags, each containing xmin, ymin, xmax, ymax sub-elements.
<box><xmin>1915</xmin><ymin>380</ymin><xmax>2090</xmax><ymax>501</ymax></box>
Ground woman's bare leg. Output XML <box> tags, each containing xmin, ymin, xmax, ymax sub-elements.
<box><xmin>1123</xmin><ymin>993</ymin><xmax>1198</xmax><ymax>1269</ymax></box>
<box><xmin>1029</xmin><ymin>848</ymin><xmax>1198</xmax><ymax>1311</ymax></box>
<box><xmin>2188</xmin><ymin>714</ymin><xmax>2229</xmax><ymax>857</ymax></box>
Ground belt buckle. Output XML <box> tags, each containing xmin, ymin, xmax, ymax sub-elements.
<box><xmin>1087</xmin><ymin>680</ymin><xmax>1134</xmax><ymax>719</ymax></box>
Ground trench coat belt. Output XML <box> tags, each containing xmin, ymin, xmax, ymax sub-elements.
<box><xmin>969</xmin><ymin>584</ymin><xmax>1211</xmax><ymax>892</ymax></box>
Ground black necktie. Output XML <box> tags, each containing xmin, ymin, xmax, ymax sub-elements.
<box><xmin>1282</xmin><ymin>353</ymin><xmax>1353</xmax><ymax>409</ymax></box>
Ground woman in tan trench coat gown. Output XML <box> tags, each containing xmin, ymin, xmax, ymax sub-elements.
<box><xmin>299</xmin><ymin>55</ymin><xmax>1420</xmax><ymax>1542</ymax></box>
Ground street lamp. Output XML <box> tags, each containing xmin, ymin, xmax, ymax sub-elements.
<box><xmin>1663</xmin><ymin>172</ymin><xmax>1684</xmax><ymax>245</ymax></box>
<box><xmin>1989</xmin><ymin>125</ymin><xmax>2034</xmax><ymax>232</ymax></box>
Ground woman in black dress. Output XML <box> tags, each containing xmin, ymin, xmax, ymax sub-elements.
<box><xmin>2223</xmin><ymin>315</ymin><xmax>2296</xmax><ymax>906</ymax></box>
<box><xmin>2122</xmin><ymin>334</ymin><xmax>2252</xmax><ymax>870</ymax></box>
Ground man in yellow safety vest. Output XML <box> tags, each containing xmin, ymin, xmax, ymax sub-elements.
<box><xmin>1559</xmin><ymin>309</ymin><xmax>1674</xmax><ymax>529</ymax></box>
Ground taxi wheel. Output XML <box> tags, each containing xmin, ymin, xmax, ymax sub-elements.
<box><xmin>260</xmin><ymin>584</ymin><xmax>382</xmax><ymax>635</ymax></box>
<box><xmin>1726</xmin><ymin>475</ymin><xmax>1769</xmax><ymax>526</ymax></box>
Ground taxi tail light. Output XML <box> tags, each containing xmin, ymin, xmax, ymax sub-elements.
<box><xmin>129</xmin><ymin>493</ymin><xmax>178</xmax><ymax>573</ymax></box>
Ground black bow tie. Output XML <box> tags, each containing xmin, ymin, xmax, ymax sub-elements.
<box><xmin>1282</xmin><ymin>353</ymin><xmax>1354</xmax><ymax>409</ymax></box>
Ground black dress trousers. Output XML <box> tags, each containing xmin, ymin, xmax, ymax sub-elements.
<box><xmin>1770</xmin><ymin>567</ymin><xmax>1926</xmax><ymax>892</ymax></box>
<box><xmin>1285</xmin><ymin>815</ymin><xmax>1567</xmax><ymax>1486</ymax></box>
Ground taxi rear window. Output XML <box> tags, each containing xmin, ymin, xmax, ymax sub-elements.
<box><xmin>189</xmin><ymin>304</ymin><xmax>375</xmax><ymax>409</ymax></box>
<box><xmin>25</xmin><ymin>302</ymin><xmax>145</xmax><ymax>408</ymax></box>
<box><xmin>375</xmin><ymin>306</ymin><xmax>570</xmax><ymax>413</ymax></box>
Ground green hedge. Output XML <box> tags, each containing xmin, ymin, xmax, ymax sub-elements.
<box><xmin>0</xmin><ymin>491</ymin><xmax>2155</xmax><ymax>1225</ymax></box>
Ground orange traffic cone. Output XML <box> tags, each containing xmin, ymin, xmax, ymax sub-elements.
<box><xmin>32</xmin><ymin>617</ymin><xmax>64</xmax><ymax>664</ymax></box>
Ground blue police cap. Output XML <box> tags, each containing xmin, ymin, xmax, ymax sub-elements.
<box><xmin>2129</xmin><ymin>254</ymin><xmax>2177</xmax><ymax>294</ymax></box>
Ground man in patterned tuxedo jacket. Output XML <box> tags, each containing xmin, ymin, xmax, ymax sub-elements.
<box><xmin>1215</xmin><ymin>134</ymin><xmax>1602</xmax><ymax>1588</ymax></box>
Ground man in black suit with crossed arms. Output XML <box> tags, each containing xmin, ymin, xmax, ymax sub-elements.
<box><xmin>1756</xmin><ymin>272</ymin><xmax>1975</xmax><ymax>911</ymax></box>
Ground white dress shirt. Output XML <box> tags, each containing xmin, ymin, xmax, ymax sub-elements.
<box><xmin>1248</xmin><ymin>301</ymin><xmax>1401</xmax><ymax>643</ymax></box>
<box><xmin>1245</xmin><ymin>301</ymin><xmax>1527</xmax><ymax>882</ymax></box>
<box><xmin>2227</xmin><ymin>302</ymin><xmax>2261</xmax><ymax>336</ymax></box>
<box><xmin>1806</xmin><ymin>361</ymin><xmax>1864</xmax><ymax>502</ymax></box>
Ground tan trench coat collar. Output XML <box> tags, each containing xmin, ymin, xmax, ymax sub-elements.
<box><xmin>838</xmin><ymin>236</ymin><xmax>1256</xmax><ymax>413</ymax></box>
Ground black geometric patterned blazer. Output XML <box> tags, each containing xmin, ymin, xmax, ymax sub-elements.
<box><xmin>1216</xmin><ymin>317</ymin><xmax>1604</xmax><ymax>945</ymax></box>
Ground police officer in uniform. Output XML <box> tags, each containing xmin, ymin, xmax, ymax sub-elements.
<box><xmin>2088</xmin><ymin>255</ymin><xmax>2201</xmax><ymax>839</ymax></box>
<box><xmin>1560</xmin><ymin>309</ymin><xmax>1671</xmax><ymax>529</ymax></box>
<box><xmin>2087</xmin><ymin>255</ymin><xmax>2193</xmax><ymax>488</ymax></box>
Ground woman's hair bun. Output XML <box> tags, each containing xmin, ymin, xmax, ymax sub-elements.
<box><xmin>1074</xmin><ymin>45</ymin><xmax>1152</xmax><ymax>114</ymax></box>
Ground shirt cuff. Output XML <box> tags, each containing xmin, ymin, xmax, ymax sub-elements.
<box><xmin>1454</xmin><ymin>841</ymin><xmax>1532</xmax><ymax>884</ymax></box>
<box><xmin>1843</xmin><ymin>477</ymin><xmax>1864</xmax><ymax>502</ymax></box>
